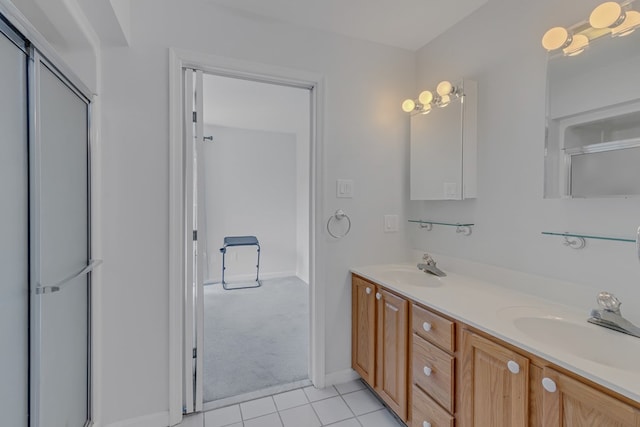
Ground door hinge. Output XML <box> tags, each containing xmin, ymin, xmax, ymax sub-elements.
<box><xmin>192</xmin><ymin>111</ymin><xmax>197</xmax><ymax>123</ymax></box>
<box><xmin>193</xmin><ymin>348</ymin><xmax>197</xmax><ymax>358</ymax></box>
<box><xmin>193</xmin><ymin>230</ymin><xmax>197</xmax><ymax>241</ymax></box>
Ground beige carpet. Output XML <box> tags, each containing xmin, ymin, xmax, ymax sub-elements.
<box><xmin>203</xmin><ymin>276</ymin><xmax>309</xmax><ymax>402</ymax></box>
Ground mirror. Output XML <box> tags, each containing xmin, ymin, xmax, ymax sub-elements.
<box><xmin>410</xmin><ymin>80</ymin><xmax>477</xmax><ymax>200</ymax></box>
<box><xmin>544</xmin><ymin>13</ymin><xmax>640</xmax><ymax>198</ymax></box>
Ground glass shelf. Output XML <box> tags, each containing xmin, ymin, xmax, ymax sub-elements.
<box><xmin>408</xmin><ymin>220</ymin><xmax>474</xmax><ymax>236</ymax></box>
<box><xmin>541</xmin><ymin>231</ymin><xmax>635</xmax><ymax>243</ymax></box>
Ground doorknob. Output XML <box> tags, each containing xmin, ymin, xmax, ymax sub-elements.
<box><xmin>365</xmin><ymin>287</ymin><xmax>371</xmax><ymax>295</ymax></box>
<box><xmin>542</xmin><ymin>377</ymin><xmax>557</xmax><ymax>393</ymax></box>
<box><xmin>507</xmin><ymin>360</ymin><xmax>520</xmax><ymax>374</ymax></box>
<box><xmin>376</xmin><ymin>292</ymin><xmax>382</xmax><ymax>300</ymax></box>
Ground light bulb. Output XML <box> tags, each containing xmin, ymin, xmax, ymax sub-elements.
<box><xmin>436</xmin><ymin>81</ymin><xmax>453</xmax><ymax>96</ymax></box>
<box><xmin>418</xmin><ymin>90</ymin><xmax>433</xmax><ymax>105</ymax></box>
<box><xmin>611</xmin><ymin>10</ymin><xmax>640</xmax><ymax>36</ymax></box>
<box><xmin>563</xmin><ymin>34</ymin><xmax>589</xmax><ymax>56</ymax></box>
<box><xmin>541</xmin><ymin>27</ymin><xmax>571</xmax><ymax>51</ymax></box>
<box><xmin>438</xmin><ymin>95</ymin><xmax>451</xmax><ymax>107</ymax></box>
<box><xmin>590</xmin><ymin>2</ymin><xmax>625</xmax><ymax>29</ymax></box>
<box><xmin>401</xmin><ymin>99</ymin><xmax>416</xmax><ymax>113</ymax></box>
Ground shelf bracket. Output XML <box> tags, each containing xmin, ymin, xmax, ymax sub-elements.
<box><xmin>419</xmin><ymin>222</ymin><xmax>433</xmax><ymax>231</ymax></box>
<box><xmin>563</xmin><ymin>235</ymin><xmax>586</xmax><ymax>249</ymax></box>
<box><xmin>456</xmin><ymin>225</ymin><xmax>472</xmax><ymax>236</ymax></box>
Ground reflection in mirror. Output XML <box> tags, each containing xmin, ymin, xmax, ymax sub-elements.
<box><xmin>544</xmin><ymin>8</ymin><xmax>640</xmax><ymax>198</ymax></box>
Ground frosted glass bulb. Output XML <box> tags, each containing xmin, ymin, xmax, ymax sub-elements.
<box><xmin>590</xmin><ymin>2</ymin><xmax>625</xmax><ymax>29</ymax></box>
<box><xmin>418</xmin><ymin>90</ymin><xmax>433</xmax><ymax>105</ymax></box>
<box><xmin>612</xmin><ymin>10</ymin><xmax>640</xmax><ymax>36</ymax></box>
<box><xmin>402</xmin><ymin>99</ymin><xmax>416</xmax><ymax>113</ymax></box>
<box><xmin>541</xmin><ymin>27</ymin><xmax>571</xmax><ymax>51</ymax></box>
<box><xmin>563</xmin><ymin>34</ymin><xmax>589</xmax><ymax>56</ymax></box>
<box><xmin>436</xmin><ymin>80</ymin><xmax>453</xmax><ymax>96</ymax></box>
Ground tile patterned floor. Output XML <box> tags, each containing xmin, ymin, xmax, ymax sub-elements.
<box><xmin>203</xmin><ymin>380</ymin><xmax>406</xmax><ymax>427</ymax></box>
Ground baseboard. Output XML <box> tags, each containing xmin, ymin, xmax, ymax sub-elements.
<box><xmin>324</xmin><ymin>368</ymin><xmax>361</xmax><ymax>386</ymax></box>
<box><xmin>104</xmin><ymin>411</ymin><xmax>169</xmax><ymax>427</ymax></box>
<box><xmin>204</xmin><ymin>270</ymin><xmax>298</xmax><ymax>284</ymax></box>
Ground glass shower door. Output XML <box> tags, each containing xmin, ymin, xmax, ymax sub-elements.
<box><xmin>0</xmin><ymin>19</ymin><xmax>29</xmax><ymax>427</ymax></box>
<box><xmin>30</xmin><ymin>56</ymin><xmax>92</xmax><ymax>427</ymax></box>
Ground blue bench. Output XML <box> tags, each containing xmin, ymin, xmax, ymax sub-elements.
<box><xmin>219</xmin><ymin>236</ymin><xmax>261</xmax><ymax>290</ymax></box>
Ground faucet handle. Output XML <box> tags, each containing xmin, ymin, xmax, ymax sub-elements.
<box><xmin>597</xmin><ymin>291</ymin><xmax>621</xmax><ymax>312</ymax></box>
<box><xmin>422</xmin><ymin>253</ymin><xmax>435</xmax><ymax>265</ymax></box>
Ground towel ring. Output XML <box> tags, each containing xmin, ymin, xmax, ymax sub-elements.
<box><xmin>327</xmin><ymin>209</ymin><xmax>352</xmax><ymax>239</ymax></box>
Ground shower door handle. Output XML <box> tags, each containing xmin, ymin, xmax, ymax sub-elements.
<box><xmin>35</xmin><ymin>259</ymin><xmax>103</xmax><ymax>294</ymax></box>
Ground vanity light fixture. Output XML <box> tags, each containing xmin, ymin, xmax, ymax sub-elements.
<box><xmin>401</xmin><ymin>80</ymin><xmax>462</xmax><ymax>114</ymax></box>
<box><xmin>541</xmin><ymin>0</ymin><xmax>640</xmax><ymax>56</ymax></box>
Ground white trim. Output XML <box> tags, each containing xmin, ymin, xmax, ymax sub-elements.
<box><xmin>103</xmin><ymin>411</ymin><xmax>169</xmax><ymax>427</ymax></box>
<box><xmin>324</xmin><ymin>369</ymin><xmax>361</xmax><ymax>387</ymax></box>
<box><xmin>168</xmin><ymin>48</ymin><xmax>326</xmax><ymax>422</ymax></box>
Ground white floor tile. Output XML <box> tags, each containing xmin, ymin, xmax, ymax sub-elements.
<box><xmin>224</xmin><ymin>424</ymin><xmax>242</xmax><ymax>427</ymax></box>
<box><xmin>205</xmin><ymin>405</ymin><xmax>241</xmax><ymax>427</ymax></box>
<box><xmin>342</xmin><ymin>389</ymin><xmax>383</xmax><ymax>416</ymax></box>
<box><xmin>273</xmin><ymin>388</ymin><xmax>309</xmax><ymax>411</ymax></box>
<box><xmin>357</xmin><ymin>409</ymin><xmax>404</xmax><ymax>427</ymax></box>
<box><xmin>279</xmin><ymin>404</ymin><xmax>321</xmax><ymax>427</ymax></box>
<box><xmin>325</xmin><ymin>419</ymin><xmax>361</xmax><ymax>427</ymax></box>
<box><xmin>240</xmin><ymin>396</ymin><xmax>276</xmax><ymax>420</ymax></box>
<box><xmin>303</xmin><ymin>385</ymin><xmax>339</xmax><ymax>402</ymax></box>
<box><xmin>181</xmin><ymin>413</ymin><xmax>204</xmax><ymax>427</ymax></box>
<box><xmin>243</xmin><ymin>412</ymin><xmax>282</xmax><ymax>427</ymax></box>
<box><xmin>311</xmin><ymin>396</ymin><xmax>354</xmax><ymax>425</ymax></box>
<box><xmin>335</xmin><ymin>380</ymin><xmax>366</xmax><ymax>395</ymax></box>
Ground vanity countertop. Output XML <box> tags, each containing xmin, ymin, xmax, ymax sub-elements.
<box><xmin>351</xmin><ymin>263</ymin><xmax>640</xmax><ymax>404</ymax></box>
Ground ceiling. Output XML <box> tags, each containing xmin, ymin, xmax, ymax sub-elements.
<box><xmin>207</xmin><ymin>0</ymin><xmax>489</xmax><ymax>50</ymax></box>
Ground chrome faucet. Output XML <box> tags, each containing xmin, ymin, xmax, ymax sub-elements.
<box><xmin>417</xmin><ymin>253</ymin><xmax>447</xmax><ymax>277</ymax></box>
<box><xmin>588</xmin><ymin>291</ymin><xmax>640</xmax><ymax>338</ymax></box>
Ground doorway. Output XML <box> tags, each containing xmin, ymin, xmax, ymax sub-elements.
<box><xmin>171</xmin><ymin>52</ymin><xmax>325</xmax><ymax>420</ymax></box>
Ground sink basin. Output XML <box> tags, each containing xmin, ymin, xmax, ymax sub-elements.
<box><xmin>499</xmin><ymin>307</ymin><xmax>639</xmax><ymax>371</ymax></box>
<box><xmin>375</xmin><ymin>267</ymin><xmax>443</xmax><ymax>288</ymax></box>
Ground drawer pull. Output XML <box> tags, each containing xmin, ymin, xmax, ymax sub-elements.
<box><xmin>542</xmin><ymin>377</ymin><xmax>557</xmax><ymax>393</ymax></box>
<box><xmin>423</xmin><ymin>366</ymin><xmax>432</xmax><ymax>377</ymax></box>
<box><xmin>376</xmin><ymin>292</ymin><xmax>382</xmax><ymax>300</ymax></box>
<box><xmin>365</xmin><ymin>287</ymin><xmax>372</xmax><ymax>295</ymax></box>
<box><xmin>422</xmin><ymin>321</ymin><xmax>432</xmax><ymax>332</ymax></box>
<box><xmin>507</xmin><ymin>360</ymin><xmax>520</xmax><ymax>374</ymax></box>
<box><xmin>423</xmin><ymin>422</ymin><xmax>432</xmax><ymax>427</ymax></box>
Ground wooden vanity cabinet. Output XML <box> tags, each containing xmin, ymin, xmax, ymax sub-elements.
<box><xmin>541</xmin><ymin>367</ymin><xmax>640</xmax><ymax>427</ymax></box>
<box><xmin>460</xmin><ymin>330</ymin><xmax>529</xmax><ymax>427</ymax></box>
<box><xmin>351</xmin><ymin>275</ymin><xmax>409</xmax><ymax>421</ymax></box>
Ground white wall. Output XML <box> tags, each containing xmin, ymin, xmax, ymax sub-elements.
<box><xmin>408</xmin><ymin>0</ymin><xmax>640</xmax><ymax>323</ymax></box>
<box><xmin>99</xmin><ymin>0</ymin><xmax>413</xmax><ymax>424</ymax></box>
<box><xmin>202</xmin><ymin>125</ymin><xmax>297</xmax><ymax>282</ymax></box>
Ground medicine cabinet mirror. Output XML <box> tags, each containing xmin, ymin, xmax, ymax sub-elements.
<box><xmin>410</xmin><ymin>79</ymin><xmax>477</xmax><ymax>200</ymax></box>
<box><xmin>544</xmin><ymin>21</ymin><xmax>640</xmax><ymax>198</ymax></box>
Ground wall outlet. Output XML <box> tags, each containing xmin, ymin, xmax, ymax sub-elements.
<box><xmin>384</xmin><ymin>215</ymin><xmax>399</xmax><ymax>233</ymax></box>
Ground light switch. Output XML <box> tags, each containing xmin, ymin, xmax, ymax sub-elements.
<box><xmin>336</xmin><ymin>179</ymin><xmax>354</xmax><ymax>198</ymax></box>
<box><xmin>384</xmin><ymin>215</ymin><xmax>399</xmax><ymax>233</ymax></box>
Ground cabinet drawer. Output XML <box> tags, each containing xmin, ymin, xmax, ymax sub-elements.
<box><xmin>411</xmin><ymin>384</ymin><xmax>454</xmax><ymax>427</ymax></box>
<box><xmin>412</xmin><ymin>334</ymin><xmax>454</xmax><ymax>413</ymax></box>
<box><xmin>412</xmin><ymin>304</ymin><xmax>455</xmax><ymax>352</ymax></box>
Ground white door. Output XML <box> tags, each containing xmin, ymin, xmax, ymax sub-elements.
<box><xmin>183</xmin><ymin>68</ymin><xmax>205</xmax><ymax>414</ymax></box>
<box><xmin>0</xmin><ymin>19</ymin><xmax>29</xmax><ymax>427</ymax></box>
<box><xmin>30</xmin><ymin>53</ymin><xmax>94</xmax><ymax>427</ymax></box>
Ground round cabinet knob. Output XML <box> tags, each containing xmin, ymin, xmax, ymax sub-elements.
<box><xmin>423</xmin><ymin>366</ymin><xmax>432</xmax><ymax>377</ymax></box>
<box><xmin>507</xmin><ymin>360</ymin><xmax>520</xmax><ymax>374</ymax></box>
<box><xmin>423</xmin><ymin>422</ymin><xmax>432</xmax><ymax>427</ymax></box>
<box><xmin>365</xmin><ymin>287</ymin><xmax>371</xmax><ymax>295</ymax></box>
<box><xmin>422</xmin><ymin>322</ymin><xmax>432</xmax><ymax>332</ymax></box>
<box><xmin>542</xmin><ymin>377</ymin><xmax>557</xmax><ymax>393</ymax></box>
<box><xmin>376</xmin><ymin>292</ymin><xmax>382</xmax><ymax>300</ymax></box>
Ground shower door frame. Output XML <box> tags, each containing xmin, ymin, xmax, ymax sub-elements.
<box><xmin>168</xmin><ymin>49</ymin><xmax>326</xmax><ymax>424</ymax></box>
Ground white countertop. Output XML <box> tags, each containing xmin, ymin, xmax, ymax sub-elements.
<box><xmin>351</xmin><ymin>263</ymin><xmax>640</xmax><ymax>404</ymax></box>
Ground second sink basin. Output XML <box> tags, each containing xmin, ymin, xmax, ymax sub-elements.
<box><xmin>500</xmin><ymin>307</ymin><xmax>639</xmax><ymax>372</ymax></box>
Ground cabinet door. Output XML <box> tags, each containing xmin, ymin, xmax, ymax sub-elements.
<box><xmin>376</xmin><ymin>288</ymin><xmax>409</xmax><ymax>420</ymax></box>
<box><xmin>541</xmin><ymin>367</ymin><xmax>640</xmax><ymax>427</ymax></box>
<box><xmin>352</xmin><ymin>276</ymin><xmax>376</xmax><ymax>386</ymax></box>
<box><xmin>461</xmin><ymin>330</ymin><xmax>529</xmax><ymax>427</ymax></box>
